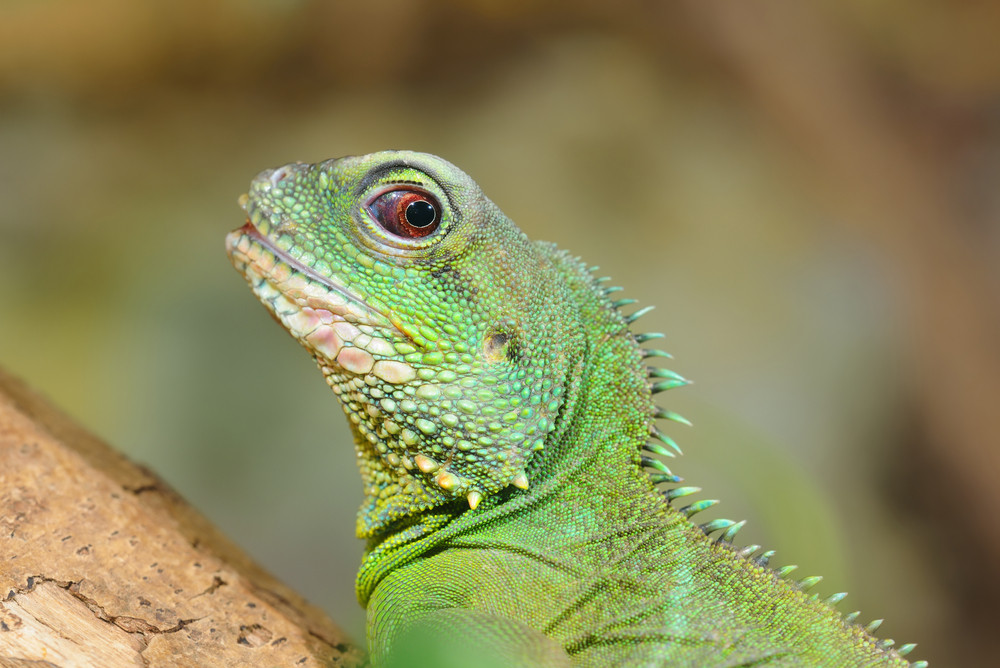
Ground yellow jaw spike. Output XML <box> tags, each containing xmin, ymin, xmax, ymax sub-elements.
<box><xmin>435</xmin><ymin>471</ymin><xmax>458</xmax><ymax>491</ymax></box>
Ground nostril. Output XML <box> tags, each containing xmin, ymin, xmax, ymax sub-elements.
<box><xmin>269</xmin><ymin>167</ymin><xmax>291</xmax><ymax>186</ymax></box>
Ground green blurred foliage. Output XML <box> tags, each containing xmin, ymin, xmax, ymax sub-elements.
<box><xmin>2</xmin><ymin>1</ymin><xmax>998</xmax><ymax>665</ymax></box>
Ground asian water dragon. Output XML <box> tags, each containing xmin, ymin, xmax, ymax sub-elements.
<box><xmin>225</xmin><ymin>151</ymin><xmax>924</xmax><ymax>667</ymax></box>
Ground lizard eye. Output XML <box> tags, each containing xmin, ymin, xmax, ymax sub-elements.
<box><xmin>367</xmin><ymin>189</ymin><xmax>441</xmax><ymax>239</ymax></box>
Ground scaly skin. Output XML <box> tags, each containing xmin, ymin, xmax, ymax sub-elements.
<box><xmin>226</xmin><ymin>151</ymin><xmax>924</xmax><ymax>667</ymax></box>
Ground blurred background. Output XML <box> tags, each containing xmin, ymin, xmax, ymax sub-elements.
<box><xmin>2</xmin><ymin>1</ymin><xmax>999</xmax><ymax>665</ymax></box>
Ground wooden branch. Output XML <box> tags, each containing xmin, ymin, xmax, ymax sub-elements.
<box><xmin>0</xmin><ymin>367</ymin><xmax>364</xmax><ymax>667</ymax></box>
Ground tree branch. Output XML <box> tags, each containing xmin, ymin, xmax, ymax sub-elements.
<box><xmin>0</xmin><ymin>367</ymin><xmax>364</xmax><ymax>667</ymax></box>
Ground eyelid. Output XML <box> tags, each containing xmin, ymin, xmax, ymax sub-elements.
<box><xmin>362</xmin><ymin>182</ymin><xmax>436</xmax><ymax>207</ymax></box>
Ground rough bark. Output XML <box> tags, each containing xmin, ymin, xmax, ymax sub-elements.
<box><xmin>0</xmin><ymin>367</ymin><xmax>364</xmax><ymax>667</ymax></box>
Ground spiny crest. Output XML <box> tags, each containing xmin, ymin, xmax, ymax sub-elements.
<box><xmin>590</xmin><ymin>265</ymin><xmax>926</xmax><ymax>667</ymax></box>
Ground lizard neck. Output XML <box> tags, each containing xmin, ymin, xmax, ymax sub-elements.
<box><xmin>519</xmin><ymin>254</ymin><xmax>669</xmax><ymax>532</ymax></box>
<box><xmin>528</xmin><ymin>245</ymin><xmax>658</xmax><ymax>491</ymax></box>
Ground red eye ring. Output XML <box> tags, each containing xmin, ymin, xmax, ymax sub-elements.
<box><xmin>367</xmin><ymin>189</ymin><xmax>441</xmax><ymax>239</ymax></box>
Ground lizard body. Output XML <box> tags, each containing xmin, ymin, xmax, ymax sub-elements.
<box><xmin>226</xmin><ymin>151</ymin><xmax>923</xmax><ymax>667</ymax></box>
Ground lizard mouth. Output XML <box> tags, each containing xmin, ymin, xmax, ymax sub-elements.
<box><xmin>226</xmin><ymin>219</ymin><xmax>411</xmax><ymax>347</ymax></box>
<box><xmin>229</xmin><ymin>222</ymin><xmax>373</xmax><ymax>314</ymax></box>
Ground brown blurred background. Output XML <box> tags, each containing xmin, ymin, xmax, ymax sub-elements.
<box><xmin>2</xmin><ymin>1</ymin><xmax>998</xmax><ymax>665</ymax></box>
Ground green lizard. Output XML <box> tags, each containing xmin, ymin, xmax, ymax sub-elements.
<box><xmin>226</xmin><ymin>151</ymin><xmax>924</xmax><ymax>667</ymax></box>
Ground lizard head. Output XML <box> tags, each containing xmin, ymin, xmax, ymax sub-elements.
<box><xmin>226</xmin><ymin>151</ymin><xmax>585</xmax><ymax>536</ymax></box>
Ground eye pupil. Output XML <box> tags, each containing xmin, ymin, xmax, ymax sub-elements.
<box><xmin>405</xmin><ymin>200</ymin><xmax>436</xmax><ymax>228</ymax></box>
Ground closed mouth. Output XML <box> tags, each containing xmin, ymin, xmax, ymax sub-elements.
<box><xmin>226</xmin><ymin>219</ymin><xmax>408</xmax><ymax>340</ymax></box>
